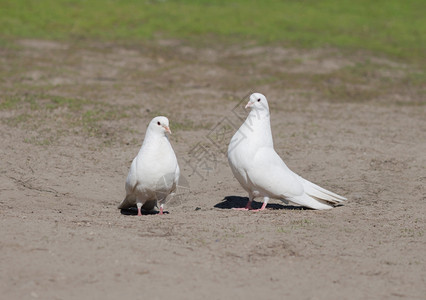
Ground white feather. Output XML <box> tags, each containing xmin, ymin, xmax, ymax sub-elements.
<box><xmin>118</xmin><ymin>116</ymin><xmax>180</xmax><ymax>214</ymax></box>
<box><xmin>228</xmin><ymin>93</ymin><xmax>346</xmax><ymax>210</ymax></box>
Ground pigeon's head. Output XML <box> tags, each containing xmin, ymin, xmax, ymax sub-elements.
<box><xmin>245</xmin><ymin>93</ymin><xmax>269</xmax><ymax>112</ymax></box>
<box><xmin>150</xmin><ymin>116</ymin><xmax>172</xmax><ymax>135</ymax></box>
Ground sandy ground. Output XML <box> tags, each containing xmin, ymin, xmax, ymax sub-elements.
<box><xmin>1</xmin><ymin>39</ymin><xmax>425</xmax><ymax>299</ymax></box>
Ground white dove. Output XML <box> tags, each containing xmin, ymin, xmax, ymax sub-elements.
<box><xmin>118</xmin><ymin>116</ymin><xmax>180</xmax><ymax>216</ymax></box>
<box><xmin>228</xmin><ymin>93</ymin><xmax>346</xmax><ymax>210</ymax></box>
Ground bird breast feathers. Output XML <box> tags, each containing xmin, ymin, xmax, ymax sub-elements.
<box><xmin>126</xmin><ymin>142</ymin><xmax>178</xmax><ymax>194</ymax></box>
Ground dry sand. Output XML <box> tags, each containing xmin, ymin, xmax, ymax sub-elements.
<box><xmin>0</xmin><ymin>39</ymin><xmax>425</xmax><ymax>299</ymax></box>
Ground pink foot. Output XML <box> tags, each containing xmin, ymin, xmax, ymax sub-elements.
<box><xmin>233</xmin><ymin>201</ymin><xmax>253</xmax><ymax>211</ymax></box>
<box><xmin>250</xmin><ymin>202</ymin><xmax>268</xmax><ymax>212</ymax></box>
<box><xmin>159</xmin><ymin>207</ymin><xmax>164</xmax><ymax>215</ymax></box>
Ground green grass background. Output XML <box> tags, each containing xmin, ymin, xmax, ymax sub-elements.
<box><xmin>0</xmin><ymin>0</ymin><xmax>425</xmax><ymax>63</ymax></box>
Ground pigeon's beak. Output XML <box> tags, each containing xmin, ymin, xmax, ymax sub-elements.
<box><xmin>245</xmin><ymin>101</ymin><xmax>253</xmax><ymax>109</ymax></box>
<box><xmin>164</xmin><ymin>126</ymin><xmax>172</xmax><ymax>134</ymax></box>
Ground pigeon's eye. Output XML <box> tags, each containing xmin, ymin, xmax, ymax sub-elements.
<box><xmin>257</xmin><ymin>98</ymin><xmax>261</xmax><ymax>102</ymax></box>
<box><xmin>157</xmin><ymin>121</ymin><xmax>161</xmax><ymax>126</ymax></box>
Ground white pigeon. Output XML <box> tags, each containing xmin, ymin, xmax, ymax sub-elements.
<box><xmin>228</xmin><ymin>93</ymin><xmax>347</xmax><ymax>210</ymax></box>
<box><xmin>118</xmin><ymin>116</ymin><xmax>180</xmax><ymax>216</ymax></box>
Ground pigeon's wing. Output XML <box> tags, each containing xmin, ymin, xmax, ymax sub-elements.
<box><xmin>126</xmin><ymin>157</ymin><xmax>139</xmax><ymax>192</ymax></box>
<box><xmin>118</xmin><ymin>158</ymin><xmax>139</xmax><ymax>209</ymax></box>
<box><xmin>248</xmin><ymin>147</ymin><xmax>305</xmax><ymax>198</ymax></box>
<box><xmin>172</xmin><ymin>163</ymin><xmax>180</xmax><ymax>193</ymax></box>
<box><xmin>249</xmin><ymin>148</ymin><xmax>345</xmax><ymax>210</ymax></box>
<box><xmin>165</xmin><ymin>163</ymin><xmax>180</xmax><ymax>201</ymax></box>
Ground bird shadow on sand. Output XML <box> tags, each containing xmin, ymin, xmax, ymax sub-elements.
<box><xmin>215</xmin><ymin>196</ymin><xmax>307</xmax><ymax>210</ymax></box>
<box><xmin>120</xmin><ymin>207</ymin><xmax>169</xmax><ymax>215</ymax></box>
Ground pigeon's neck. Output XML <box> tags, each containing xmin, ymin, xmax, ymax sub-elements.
<box><xmin>244</xmin><ymin>110</ymin><xmax>273</xmax><ymax>146</ymax></box>
<box><xmin>246</xmin><ymin>108</ymin><xmax>271</xmax><ymax>123</ymax></box>
<box><xmin>140</xmin><ymin>132</ymin><xmax>170</xmax><ymax>154</ymax></box>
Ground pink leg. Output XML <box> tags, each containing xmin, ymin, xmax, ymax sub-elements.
<box><xmin>251</xmin><ymin>197</ymin><xmax>269</xmax><ymax>212</ymax></box>
<box><xmin>159</xmin><ymin>204</ymin><xmax>164</xmax><ymax>215</ymax></box>
<box><xmin>137</xmin><ymin>203</ymin><xmax>142</xmax><ymax>216</ymax></box>
<box><xmin>233</xmin><ymin>196</ymin><xmax>253</xmax><ymax>211</ymax></box>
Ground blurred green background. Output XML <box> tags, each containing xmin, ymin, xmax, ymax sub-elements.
<box><xmin>0</xmin><ymin>0</ymin><xmax>425</xmax><ymax>63</ymax></box>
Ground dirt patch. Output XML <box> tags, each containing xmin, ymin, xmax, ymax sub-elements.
<box><xmin>1</xmin><ymin>39</ymin><xmax>425</xmax><ymax>299</ymax></box>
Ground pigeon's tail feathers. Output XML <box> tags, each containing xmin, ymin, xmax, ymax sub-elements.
<box><xmin>300</xmin><ymin>176</ymin><xmax>347</xmax><ymax>204</ymax></box>
<box><xmin>118</xmin><ymin>194</ymin><xmax>136</xmax><ymax>209</ymax></box>
<box><xmin>288</xmin><ymin>193</ymin><xmax>334</xmax><ymax>210</ymax></box>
